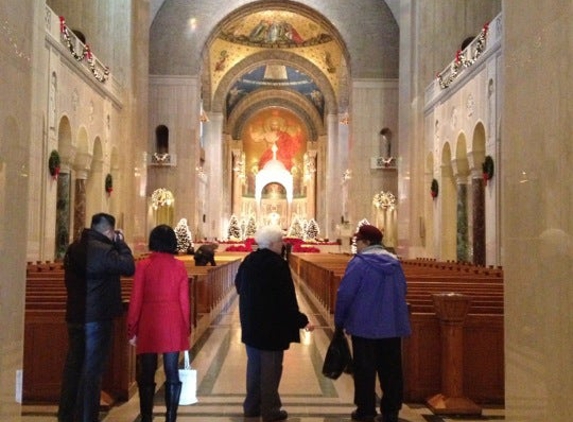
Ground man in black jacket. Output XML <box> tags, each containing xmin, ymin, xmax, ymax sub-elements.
<box><xmin>235</xmin><ymin>225</ymin><xmax>314</xmax><ymax>422</ymax></box>
<box><xmin>58</xmin><ymin>213</ymin><xmax>135</xmax><ymax>422</ymax></box>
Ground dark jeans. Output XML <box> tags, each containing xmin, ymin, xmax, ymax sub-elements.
<box><xmin>137</xmin><ymin>352</ymin><xmax>180</xmax><ymax>385</ymax></box>
<box><xmin>351</xmin><ymin>336</ymin><xmax>404</xmax><ymax>417</ymax></box>
<box><xmin>244</xmin><ymin>346</ymin><xmax>284</xmax><ymax>419</ymax></box>
<box><xmin>58</xmin><ymin>320</ymin><xmax>113</xmax><ymax>422</ymax></box>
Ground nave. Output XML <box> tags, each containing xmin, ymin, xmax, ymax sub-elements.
<box><xmin>22</xmin><ymin>284</ymin><xmax>504</xmax><ymax>422</ymax></box>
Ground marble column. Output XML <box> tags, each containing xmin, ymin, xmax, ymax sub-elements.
<box><xmin>456</xmin><ymin>177</ymin><xmax>469</xmax><ymax>262</ymax></box>
<box><xmin>73</xmin><ymin>177</ymin><xmax>87</xmax><ymax>241</ymax></box>
<box><xmin>55</xmin><ymin>170</ymin><xmax>71</xmax><ymax>259</ymax></box>
<box><xmin>471</xmin><ymin>169</ymin><xmax>485</xmax><ymax>265</ymax></box>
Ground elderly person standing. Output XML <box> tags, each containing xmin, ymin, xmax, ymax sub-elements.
<box><xmin>235</xmin><ymin>225</ymin><xmax>314</xmax><ymax>422</ymax></box>
<box><xmin>335</xmin><ymin>225</ymin><xmax>411</xmax><ymax>422</ymax></box>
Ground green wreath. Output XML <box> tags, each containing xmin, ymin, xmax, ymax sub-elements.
<box><xmin>105</xmin><ymin>173</ymin><xmax>113</xmax><ymax>194</ymax></box>
<box><xmin>48</xmin><ymin>150</ymin><xmax>61</xmax><ymax>178</ymax></box>
<box><xmin>431</xmin><ymin>178</ymin><xmax>439</xmax><ymax>198</ymax></box>
<box><xmin>482</xmin><ymin>155</ymin><xmax>494</xmax><ymax>184</ymax></box>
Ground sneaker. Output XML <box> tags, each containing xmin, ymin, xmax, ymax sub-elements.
<box><xmin>262</xmin><ymin>409</ymin><xmax>288</xmax><ymax>422</ymax></box>
<box><xmin>351</xmin><ymin>410</ymin><xmax>377</xmax><ymax>422</ymax></box>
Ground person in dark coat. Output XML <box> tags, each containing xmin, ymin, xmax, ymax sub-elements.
<box><xmin>58</xmin><ymin>213</ymin><xmax>135</xmax><ymax>422</ymax></box>
<box><xmin>193</xmin><ymin>243</ymin><xmax>217</xmax><ymax>266</ymax></box>
<box><xmin>127</xmin><ymin>225</ymin><xmax>190</xmax><ymax>422</ymax></box>
<box><xmin>235</xmin><ymin>225</ymin><xmax>314</xmax><ymax>422</ymax></box>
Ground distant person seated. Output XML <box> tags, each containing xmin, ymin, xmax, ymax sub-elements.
<box><xmin>194</xmin><ymin>244</ymin><xmax>217</xmax><ymax>266</ymax></box>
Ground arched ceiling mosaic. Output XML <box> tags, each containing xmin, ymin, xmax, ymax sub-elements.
<box><xmin>226</xmin><ymin>65</ymin><xmax>325</xmax><ymax>120</ymax></box>
<box><xmin>207</xmin><ymin>6</ymin><xmax>347</xmax><ymax>121</ymax></box>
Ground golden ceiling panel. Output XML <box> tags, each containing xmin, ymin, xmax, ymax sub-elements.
<box><xmin>219</xmin><ymin>10</ymin><xmax>333</xmax><ymax>48</ymax></box>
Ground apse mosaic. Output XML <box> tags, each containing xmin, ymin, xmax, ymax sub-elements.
<box><xmin>226</xmin><ymin>65</ymin><xmax>325</xmax><ymax>117</ymax></box>
<box><xmin>242</xmin><ymin>108</ymin><xmax>308</xmax><ymax>198</ymax></box>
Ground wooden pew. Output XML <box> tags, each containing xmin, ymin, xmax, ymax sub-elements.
<box><xmin>290</xmin><ymin>253</ymin><xmax>505</xmax><ymax>405</ymax></box>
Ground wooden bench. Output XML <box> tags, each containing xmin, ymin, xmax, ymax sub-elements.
<box><xmin>290</xmin><ymin>253</ymin><xmax>505</xmax><ymax>405</ymax></box>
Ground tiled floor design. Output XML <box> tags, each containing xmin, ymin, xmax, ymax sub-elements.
<box><xmin>22</xmin><ymin>283</ymin><xmax>504</xmax><ymax>422</ymax></box>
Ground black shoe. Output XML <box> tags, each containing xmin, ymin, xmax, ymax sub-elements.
<box><xmin>351</xmin><ymin>410</ymin><xmax>377</xmax><ymax>422</ymax></box>
<box><xmin>262</xmin><ymin>409</ymin><xmax>288</xmax><ymax>422</ymax></box>
<box><xmin>244</xmin><ymin>411</ymin><xmax>260</xmax><ymax>417</ymax></box>
<box><xmin>381</xmin><ymin>411</ymin><xmax>399</xmax><ymax>422</ymax></box>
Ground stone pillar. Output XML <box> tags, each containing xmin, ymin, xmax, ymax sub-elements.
<box><xmin>306</xmin><ymin>149</ymin><xmax>317</xmax><ymax>219</ymax></box>
<box><xmin>72</xmin><ymin>152</ymin><xmax>92</xmax><ymax>241</ymax></box>
<box><xmin>427</xmin><ymin>293</ymin><xmax>482</xmax><ymax>416</ymax></box>
<box><xmin>456</xmin><ymin>176</ymin><xmax>469</xmax><ymax>262</ymax></box>
<box><xmin>55</xmin><ymin>168</ymin><xmax>71</xmax><ymax>260</ymax></box>
<box><xmin>471</xmin><ymin>168</ymin><xmax>485</xmax><ymax>265</ymax></box>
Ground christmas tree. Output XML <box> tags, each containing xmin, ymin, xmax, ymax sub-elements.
<box><xmin>227</xmin><ymin>215</ymin><xmax>242</xmax><ymax>240</ymax></box>
<box><xmin>174</xmin><ymin>218</ymin><xmax>193</xmax><ymax>253</ymax></box>
<box><xmin>305</xmin><ymin>218</ymin><xmax>320</xmax><ymax>241</ymax></box>
<box><xmin>244</xmin><ymin>214</ymin><xmax>258</xmax><ymax>239</ymax></box>
<box><xmin>287</xmin><ymin>216</ymin><xmax>305</xmax><ymax>239</ymax></box>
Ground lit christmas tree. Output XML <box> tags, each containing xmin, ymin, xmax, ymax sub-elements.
<box><xmin>305</xmin><ymin>218</ymin><xmax>320</xmax><ymax>241</ymax></box>
<box><xmin>227</xmin><ymin>214</ymin><xmax>242</xmax><ymax>240</ymax></box>
<box><xmin>174</xmin><ymin>218</ymin><xmax>193</xmax><ymax>253</ymax></box>
<box><xmin>244</xmin><ymin>214</ymin><xmax>258</xmax><ymax>239</ymax></box>
<box><xmin>287</xmin><ymin>216</ymin><xmax>305</xmax><ymax>239</ymax></box>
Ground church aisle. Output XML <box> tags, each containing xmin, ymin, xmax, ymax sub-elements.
<box><xmin>22</xmin><ymin>283</ymin><xmax>503</xmax><ymax>421</ymax></box>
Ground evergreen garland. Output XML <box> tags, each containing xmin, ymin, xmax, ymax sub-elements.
<box><xmin>49</xmin><ymin>150</ymin><xmax>61</xmax><ymax>179</ymax></box>
<box><xmin>105</xmin><ymin>173</ymin><xmax>113</xmax><ymax>194</ymax></box>
<box><xmin>482</xmin><ymin>155</ymin><xmax>494</xmax><ymax>185</ymax></box>
<box><xmin>431</xmin><ymin>178</ymin><xmax>439</xmax><ymax>198</ymax></box>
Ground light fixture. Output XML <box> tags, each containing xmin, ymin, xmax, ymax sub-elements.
<box><xmin>372</xmin><ymin>191</ymin><xmax>396</xmax><ymax>210</ymax></box>
<box><xmin>151</xmin><ymin>188</ymin><xmax>174</xmax><ymax>209</ymax></box>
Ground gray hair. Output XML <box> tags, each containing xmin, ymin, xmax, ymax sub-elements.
<box><xmin>254</xmin><ymin>225</ymin><xmax>283</xmax><ymax>249</ymax></box>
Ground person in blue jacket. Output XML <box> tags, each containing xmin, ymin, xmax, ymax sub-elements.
<box><xmin>334</xmin><ymin>225</ymin><xmax>411</xmax><ymax>422</ymax></box>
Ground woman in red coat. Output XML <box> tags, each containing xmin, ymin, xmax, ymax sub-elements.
<box><xmin>127</xmin><ymin>224</ymin><xmax>190</xmax><ymax>422</ymax></box>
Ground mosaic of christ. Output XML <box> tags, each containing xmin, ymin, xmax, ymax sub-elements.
<box><xmin>243</xmin><ymin>109</ymin><xmax>308</xmax><ymax>197</ymax></box>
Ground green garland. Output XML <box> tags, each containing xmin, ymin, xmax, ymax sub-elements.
<box><xmin>482</xmin><ymin>155</ymin><xmax>494</xmax><ymax>184</ymax></box>
<box><xmin>105</xmin><ymin>173</ymin><xmax>113</xmax><ymax>194</ymax></box>
<box><xmin>431</xmin><ymin>178</ymin><xmax>439</xmax><ymax>198</ymax></box>
<box><xmin>48</xmin><ymin>150</ymin><xmax>61</xmax><ymax>179</ymax></box>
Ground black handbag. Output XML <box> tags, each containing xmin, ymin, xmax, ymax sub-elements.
<box><xmin>322</xmin><ymin>328</ymin><xmax>352</xmax><ymax>379</ymax></box>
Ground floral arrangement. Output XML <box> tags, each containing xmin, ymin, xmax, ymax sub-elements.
<box><xmin>49</xmin><ymin>150</ymin><xmax>61</xmax><ymax>180</ymax></box>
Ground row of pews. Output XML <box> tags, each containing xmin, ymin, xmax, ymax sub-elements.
<box><xmin>23</xmin><ymin>254</ymin><xmax>242</xmax><ymax>406</ymax></box>
<box><xmin>289</xmin><ymin>253</ymin><xmax>504</xmax><ymax>405</ymax></box>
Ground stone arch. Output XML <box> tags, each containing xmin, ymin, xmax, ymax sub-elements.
<box><xmin>471</xmin><ymin>121</ymin><xmax>487</xmax><ymax>170</ymax></box>
<box><xmin>209</xmin><ymin>51</ymin><xmax>339</xmax><ymax>115</ymax></box>
<box><xmin>56</xmin><ymin>116</ymin><xmax>74</xmax><ymax>172</ymax></box>
<box><xmin>227</xmin><ymin>87</ymin><xmax>324</xmax><ymax>140</ymax></box>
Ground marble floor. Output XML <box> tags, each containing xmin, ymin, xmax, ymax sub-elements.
<box><xmin>22</xmin><ymin>283</ymin><xmax>504</xmax><ymax>422</ymax></box>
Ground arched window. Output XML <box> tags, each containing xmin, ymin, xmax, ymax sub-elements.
<box><xmin>155</xmin><ymin>125</ymin><xmax>169</xmax><ymax>153</ymax></box>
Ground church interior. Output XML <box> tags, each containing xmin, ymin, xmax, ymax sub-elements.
<box><xmin>1</xmin><ymin>0</ymin><xmax>572</xmax><ymax>421</ymax></box>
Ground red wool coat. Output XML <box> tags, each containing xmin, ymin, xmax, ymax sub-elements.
<box><xmin>127</xmin><ymin>252</ymin><xmax>190</xmax><ymax>354</ymax></box>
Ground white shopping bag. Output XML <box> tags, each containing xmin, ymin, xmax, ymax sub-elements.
<box><xmin>179</xmin><ymin>350</ymin><xmax>198</xmax><ymax>405</ymax></box>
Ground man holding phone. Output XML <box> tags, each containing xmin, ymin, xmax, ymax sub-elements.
<box><xmin>58</xmin><ymin>213</ymin><xmax>135</xmax><ymax>422</ymax></box>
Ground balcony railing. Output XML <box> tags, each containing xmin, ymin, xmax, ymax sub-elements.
<box><xmin>425</xmin><ymin>12</ymin><xmax>502</xmax><ymax>106</ymax></box>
